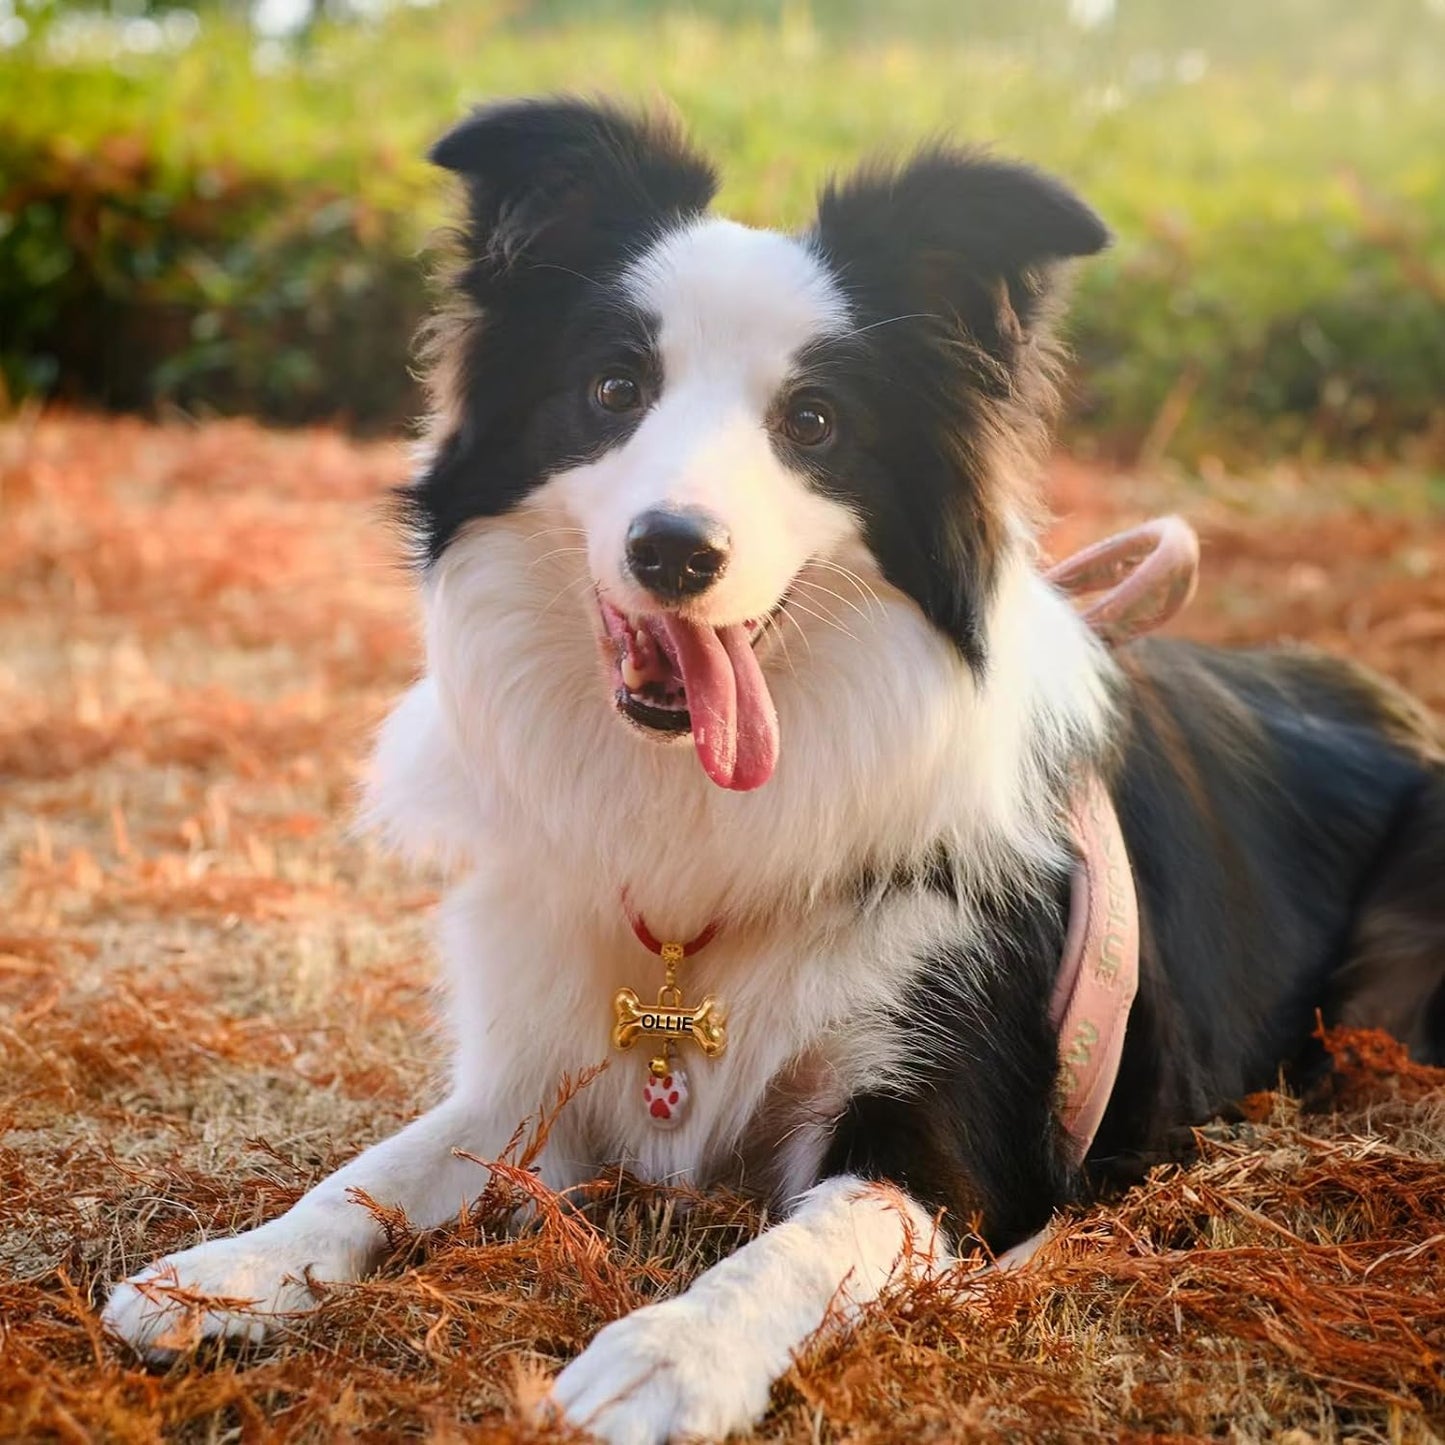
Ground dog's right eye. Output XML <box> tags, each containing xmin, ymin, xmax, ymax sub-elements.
<box><xmin>594</xmin><ymin>375</ymin><xmax>642</xmax><ymax>414</ymax></box>
<box><xmin>782</xmin><ymin>400</ymin><xmax>833</xmax><ymax>448</ymax></box>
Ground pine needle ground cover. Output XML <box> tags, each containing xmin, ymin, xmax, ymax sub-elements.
<box><xmin>2</xmin><ymin>413</ymin><xmax>1443</xmax><ymax>1441</ymax></box>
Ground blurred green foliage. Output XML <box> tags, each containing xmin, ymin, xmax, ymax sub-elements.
<box><xmin>2</xmin><ymin>0</ymin><xmax>1443</xmax><ymax>453</ymax></box>
<box><xmin>0</xmin><ymin>130</ymin><xmax>425</xmax><ymax>422</ymax></box>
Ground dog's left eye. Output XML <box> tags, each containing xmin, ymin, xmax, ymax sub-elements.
<box><xmin>783</xmin><ymin>401</ymin><xmax>833</xmax><ymax>447</ymax></box>
<box><xmin>595</xmin><ymin>375</ymin><xmax>642</xmax><ymax>414</ymax></box>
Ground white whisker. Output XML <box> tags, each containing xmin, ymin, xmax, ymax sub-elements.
<box><xmin>835</xmin><ymin>311</ymin><xmax>936</xmax><ymax>341</ymax></box>
<box><xmin>777</xmin><ymin>604</ymin><xmax>814</xmax><ymax>659</ymax></box>
<box><xmin>521</xmin><ymin>525</ymin><xmax>589</xmax><ymax>544</ymax></box>
<box><xmin>768</xmin><ymin>609</ymin><xmax>802</xmax><ymax>678</ymax></box>
<box><xmin>539</xmin><ymin>573</ymin><xmax>596</xmax><ymax>619</ymax></box>
<box><xmin>792</xmin><ymin>577</ymin><xmax>875</xmax><ymax>629</ymax></box>
<box><xmin>784</xmin><ymin>595</ymin><xmax>859</xmax><ymax>644</ymax></box>
<box><xmin>527</xmin><ymin>546</ymin><xmax>590</xmax><ymax>570</ymax></box>
<box><xmin>810</xmin><ymin>559</ymin><xmax>885</xmax><ymax>618</ymax></box>
<box><xmin>788</xmin><ymin>583</ymin><xmax>856</xmax><ymax>634</ymax></box>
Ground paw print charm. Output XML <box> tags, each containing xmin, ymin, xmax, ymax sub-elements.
<box><xmin>642</xmin><ymin>1066</ymin><xmax>689</xmax><ymax>1129</ymax></box>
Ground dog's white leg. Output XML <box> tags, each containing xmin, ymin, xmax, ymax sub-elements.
<box><xmin>103</xmin><ymin>1091</ymin><xmax>504</xmax><ymax>1360</ymax></box>
<box><xmin>551</xmin><ymin>1175</ymin><xmax>945</xmax><ymax>1445</ymax></box>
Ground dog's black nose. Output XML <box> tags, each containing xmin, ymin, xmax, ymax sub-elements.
<box><xmin>625</xmin><ymin>508</ymin><xmax>730</xmax><ymax>601</ymax></box>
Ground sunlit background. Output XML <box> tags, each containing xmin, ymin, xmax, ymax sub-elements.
<box><xmin>3</xmin><ymin>0</ymin><xmax>1443</xmax><ymax>464</ymax></box>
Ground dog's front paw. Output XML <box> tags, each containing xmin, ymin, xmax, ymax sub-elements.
<box><xmin>551</xmin><ymin>1297</ymin><xmax>777</xmax><ymax>1445</ymax></box>
<box><xmin>102</xmin><ymin>1218</ymin><xmax>355</xmax><ymax>1362</ymax></box>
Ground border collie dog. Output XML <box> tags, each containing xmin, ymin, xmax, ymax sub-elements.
<box><xmin>105</xmin><ymin>100</ymin><xmax>1445</xmax><ymax>1443</ymax></box>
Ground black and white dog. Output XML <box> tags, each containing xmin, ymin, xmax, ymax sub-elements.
<box><xmin>105</xmin><ymin>100</ymin><xmax>1445</xmax><ymax>1443</ymax></box>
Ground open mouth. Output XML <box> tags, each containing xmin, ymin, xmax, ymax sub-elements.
<box><xmin>598</xmin><ymin>597</ymin><xmax>780</xmax><ymax>792</ymax></box>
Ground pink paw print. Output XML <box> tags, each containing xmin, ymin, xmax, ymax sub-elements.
<box><xmin>642</xmin><ymin>1068</ymin><xmax>689</xmax><ymax>1128</ymax></box>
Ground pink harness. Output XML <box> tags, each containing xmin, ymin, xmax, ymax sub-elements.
<box><xmin>1046</xmin><ymin>516</ymin><xmax>1199</xmax><ymax>1159</ymax></box>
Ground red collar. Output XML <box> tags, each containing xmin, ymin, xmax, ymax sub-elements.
<box><xmin>622</xmin><ymin>895</ymin><xmax>721</xmax><ymax>958</ymax></box>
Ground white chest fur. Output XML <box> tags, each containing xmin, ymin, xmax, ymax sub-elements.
<box><xmin>433</xmin><ymin>866</ymin><xmax>966</xmax><ymax>1201</ymax></box>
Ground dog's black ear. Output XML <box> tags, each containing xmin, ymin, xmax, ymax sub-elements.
<box><xmin>812</xmin><ymin>147</ymin><xmax>1108</xmax><ymax>346</ymax></box>
<box><xmin>430</xmin><ymin>97</ymin><xmax>717</xmax><ymax>281</ymax></box>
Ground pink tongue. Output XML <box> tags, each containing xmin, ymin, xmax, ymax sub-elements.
<box><xmin>660</xmin><ymin>617</ymin><xmax>778</xmax><ymax>791</ymax></box>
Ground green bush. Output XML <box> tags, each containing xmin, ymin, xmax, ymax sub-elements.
<box><xmin>0</xmin><ymin>129</ymin><xmax>426</xmax><ymax>427</ymax></box>
<box><xmin>2</xmin><ymin>4</ymin><xmax>1444</xmax><ymax>455</ymax></box>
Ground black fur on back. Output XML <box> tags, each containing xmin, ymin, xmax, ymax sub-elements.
<box><xmin>826</xmin><ymin>642</ymin><xmax>1445</xmax><ymax>1251</ymax></box>
<box><xmin>1094</xmin><ymin>643</ymin><xmax>1445</xmax><ymax>1174</ymax></box>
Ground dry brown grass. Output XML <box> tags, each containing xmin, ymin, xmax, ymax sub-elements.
<box><xmin>2</xmin><ymin>411</ymin><xmax>1443</xmax><ymax>1444</ymax></box>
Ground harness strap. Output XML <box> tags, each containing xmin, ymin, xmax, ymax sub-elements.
<box><xmin>1045</xmin><ymin>513</ymin><xmax>1199</xmax><ymax>1159</ymax></box>
<box><xmin>1052</xmin><ymin>778</ymin><xmax>1141</xmax><ymax>1161</ymax></box>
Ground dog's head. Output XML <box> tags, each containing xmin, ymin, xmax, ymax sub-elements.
<box><xmin>404</xmin><ymin>99</ymin><xmax>1107</xmax><ymax>793</ymax></box>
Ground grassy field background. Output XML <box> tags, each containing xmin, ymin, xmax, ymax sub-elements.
<box><xmin>3</xmin><ymin>0</ymin><xmax>1445</xmax><ymax>454</ymax></box>
<box><xmin>2</xmin><ymin>411</ymin><xmax>1443</xmax><ymax>1440</ymax></box>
